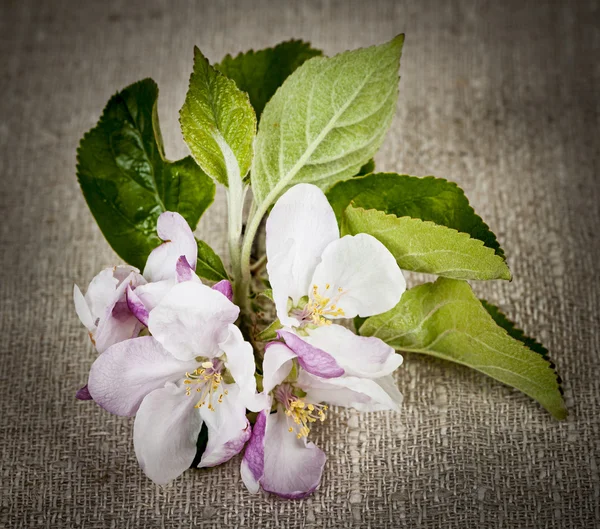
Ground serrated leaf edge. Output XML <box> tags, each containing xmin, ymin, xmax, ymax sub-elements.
<box><xmin>345</xmin><ymin>205</ymin><xmax>512</xmax><ymax>281</ymax></box>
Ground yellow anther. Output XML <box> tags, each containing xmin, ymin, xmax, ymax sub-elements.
<box><xmin>285</xmin><ymin>399</ymin><xmax>328</xmax><ymax>439</ymax></box>
<box><xmin>184</xmin><ymin>364</ymin><xmax>226</xmax><ymax>409</ymax></box>
<box><xmin>305</xmin><ymin>285</ymin><xmax>346</xmax><ymax>326</ymax></box>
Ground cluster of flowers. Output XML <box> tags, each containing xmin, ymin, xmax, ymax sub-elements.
<box><xmin>75</xmin><ymin>184</ymin><xmax>407</xmax><ymax>498</ymax></box>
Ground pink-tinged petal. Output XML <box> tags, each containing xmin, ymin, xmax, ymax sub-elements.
<box><xmin>304</xmin><ymin>324</ymin><xmax>402</xmax><ymax>379</ymax></box>
<box><xmin>176</xmin><ymin>255</ymin><xmax>200</xmax><ymax>283</ymax></box>
<box><xmin>73</xmin><ymin>284</ymin><xmax>95</xmax><ymax>331</ymax></box>
<box><xmin>297</xmin><ymin>371</ymin><xmax>403</xmax><ymax>412</ymax></box>
<box><xmin>94</xmin><ymin>271</ymin><xmax>145</xmax><ymax>353</ymax></box>
<box><xmin>262</xmin><ymin>342</ymin><xmax>296</xmax><ymax>394</ymax></box>
<box><xmin>266</xmin><ymin>184</ymin><xmax>339</xmax><ymax>324</ymax></box>
<box><xmin>278</xmin><ymin>330</ymin><xmax>344</xmax><ymax>379</ymax></box>
<box><xmin>126</xmin><ymin>285</ymin><xmax>149</xmax><ymax>326</ymax></box>
<box><xmin>143</xmin><ymin>212</ymin><xmax>197</xmax><ymax>282</ymax></box>
<box><xmin>133</xmin><ymin>383</ymin><xmax>202</xmax><ymax>485</ymax></box>
<box><xmin>212</xmin><ymin>279</ymin><xmax>233</xmax><ymax>302</ymax></box>
<box><xmin>75</xmin><ymin>384</ymin><xmax>92</xmax><ymax>401</ymax></box>
<box><xmin>310</xmin><ymin>233</ymin><xmax>406</xmax><ymax>319</ymax></box>
<box><xmin>87</xmin><ymin>336</ymin><xmax>196</xmax><ymax>417</ymax></box>
<box><xmin>261</xmin><ymin>409</ymin><xmax>326</xmax><ymax>499</ymax></box>
<box><xmin>198</xmin><ymin>384</ymin><xmax>252</xmax><ymax>468</ymax></box>
<box><xmin>148</xmin><ymin>282</ymin><xmax>239</xmax><ymax>361</ymax></box>
<box><xmin>241</xmin><ymin>410</ymin><xmax>267</xmax><ymax>494</ymax></box>
<box><xmin>220</xmin><ymin>325</ymin><xmax>267</xmax><ymax>412</ymax></box>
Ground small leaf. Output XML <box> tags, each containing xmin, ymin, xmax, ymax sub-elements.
<box><xmin>77</xmin><ymin>79</ymin><xmax>215</xmax><ymax>270</ymax></box>
<box><xmin>360</xmin><ymin>278</ymin><xmax>566</xmax><ymax>419</ymax></box>
<box><xmin>256</xmin><ymin>319</ymin><xmax>282</xmax><ymax>342</ymax></box>
<box><xmin>327</xmin><ymin>173</ymin><xmax>504</xmax><ymax>257</ymax></box>
<box><xmin>344</xmin><ymin>205</ymin><xmax>511</xmax><ymax>280</ymax></box>
<box><xmin>354</xmin><ymin>159</ymin><xmax>375</xmax><ymax>177</ymax></box>
<box><xmin>196</xmin><ymin>239</ymin><xmax>228</xmax><ymax>282</ymax></box>
<box><xmin>216</xmin><ymin>40</ymin><xmax>322</xmax><ymax>119</ymax></box>
<box><xmin>180</xmin><ymin>47</ymin><xmax>257</xmax><ymax>186</ymax></box>
<box><xmin>258</xmin><ymin>288</ymin><xmax>274</xmax><ymax>301</ymax></box>
<box><xmin>251</xmin><ymin>35</ymin><xmax>404</xmax><ymax>209</ymax></box>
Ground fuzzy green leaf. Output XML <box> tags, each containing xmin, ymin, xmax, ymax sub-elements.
<box><xmin>360</xmin><ymin>278</ymin><xmax>566</xmax><ymax>419</ymax></box>
<box><xmin>344</xmin><ymin>205</ymin><xmax>511</xmax><ymax>280</ymax></box>
<box><xmin>251</xmin><ymin>35</ymin><xmax>404</xmax><ymax>209</ymax></box>
<box><xmin>327</xmin><ymin>173</ymin><xmax>505</xmax><ymax>258</ymax></box>
<box><xmin>77</xmin><ymin>79</ymin><xmax>215</xmax><ymax>270</ymax></box>
<box><xmin>216</xmin><ymin>40</ymin><xmax>322</xmax><ymax>119</ymax></box>
<box><xmin>195</xmin><ymin>239</ymin><xmax>228</xmax><ymax>282</ymax></box>
<box><xmin>180</xmin><ymin>47</ymin><xmax>257</xmax><ymax>186</ymax></box>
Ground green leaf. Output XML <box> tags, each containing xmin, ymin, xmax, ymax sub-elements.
<box><xmin>327</xmin><ymin>173</ymin><xmax>504</xmax><ymax>258</ymax></box>
<box><xmin>196</xmin><ymin>239</ymin><xmax>228</xmax><ymax>282</ymax></box>
<box><xmin>216</xmin><ymin>40</ymin><xmax>322</xmax><ymax>119</ymax></box>
<box><xmin>256</xmin><ymin>319</ymin><xmax>282</xmax><ymax>342</ymax></box>
<box><xmin>481</xmin><ymin>300</ymin><xmax>551</xmax><ymax>358</ymax></box>
<box><xmin>354</xmin><ymin>316</ymin><xmax>367</xmax><ymax>333</ymax></box>
<box><xmin>344</xmin><ymin>205</ymin><xmax>511</xmax><ymax>280</ymax></box>
<box><xmin>354</xmin><ymin>159</ymin><xmax>375</xmax><ymax>177</ymax></box>
<box><xmin>360</xmin><ymin>278</ymin><xmax>566</xmax><ymax>419</ymax></box>
<box><xmin>180</xmin><ymin>47</ymin><xmax>257</xmax><ymax>186</ymax></box>
<box><xmin>251</xmin><ymin>35</ymin><xmax>404</xmax><ymax>208</ymax></box>
<box><xmin>77</xmin><ymin>78</ymin><xmax>215</xmax><ymax>270</ymax></box>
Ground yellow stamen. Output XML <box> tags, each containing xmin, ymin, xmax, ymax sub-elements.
<box><xmin>305</xmin><ymin>285</ymin><xmax>345</xmax><ymax>325</ymax></box>
<box><xmin>184</xmin><ymin>366</ymin><xmax>225</xmax><ymax>411</ymax></box>
<box><xmin>285</xmin><ymin>399</ymin><xmax>328</xmax><ymax>438</ymax></box>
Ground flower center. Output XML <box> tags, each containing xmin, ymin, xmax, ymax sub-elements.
<box><xmin>184</xmin><ymin>360</ymin><xmax>228</xmax><ymax>411</ymax></box>
<box><xmin>293</xmin><ymin>284</ymin><xmax>346</xmax><ymax>327</ymax></box>
<box><xmin>274</xmin><ymin>383</ymin><xmax>328</xmax><ymax>439</ymax></box>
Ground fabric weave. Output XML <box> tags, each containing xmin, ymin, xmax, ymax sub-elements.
<box><xmin>1</xmin><ymin>0</ymin><xmax>598</xmax><ymax>527</ymax></box>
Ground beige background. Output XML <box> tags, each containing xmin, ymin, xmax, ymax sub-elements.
<box><xmin>1</xmin><ymin>0</ymin><xmax>599</xmax><ymax>527</ymax></box>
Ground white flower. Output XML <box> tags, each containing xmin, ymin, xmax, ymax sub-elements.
<box><xmin>87</xmin><ymin>281</ymin><xmax>262</xmax><ymax>485</ymax></box>
<box><xmin>265</xmin><ymin>183</ymin><xmax>406</xmax><ymax>388</ymax></box>
<box><xmin>241</xmin><ymin>183</ymin><xmax>407</xmax><ymax>498</ymax></box>
<box><xmin>73</xmin><ymin>211</ymin><xmax>206</xmax><ymax>399</ymax></box>
<box><xmin>241</xmin><ymin>337</ymin><xmax>403</xmax><ymax>498</ymax></box>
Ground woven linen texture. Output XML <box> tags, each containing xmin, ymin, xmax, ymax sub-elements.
<box><xmin>1</xmin><ymin>0</ymin><xmax>598</xmax><ymax>527</ymax></box>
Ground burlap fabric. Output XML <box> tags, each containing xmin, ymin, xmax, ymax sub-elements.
<box><xmin>1</xmin><ymin>0</ymin><xmax>598</xmax><ymax>527</ymax></box>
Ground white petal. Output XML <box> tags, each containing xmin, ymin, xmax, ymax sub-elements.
<box><xmin>297</xmin><ymin>371</ymin><xmax>403</xmax><ymax>412</ymax></box>
<box><xmin>220</xmin><ymin>324</ymin><xmax>267</xmax><ymax>412</ymax></box>
<box><xmin>143</xmin><ymin>212</ymin><xmax>197</xmax><ymax>282</ymax></box>
<box><xmin>133</xmin><ymin>279</ymin><xmax>176</xmax><ymax>313</ymax></box>
<box><xmin>197</xmin><ymin>383</ymin><xmax>252</xmax><ymax>468</ymax></box>
<box><xmin>84</xmin><ymin>268</ymin><xmax>119</xmax><ymax>321</ymax></box>
<box><xmin>266</xmin><ymin>184</ymin><xmax>339</xmax><ymax>322</ymax></box>
<box><xmin>304</xmin><ymin>324</ymin><xmax>403</xmax><ymax>379</ymax></box>
<box><xmin>73</xmin><ymin>284</ymin><xmax>95</xmax><ymax>331</ymax></box>
<box><xmin>262</xmin><ymin>342</ymin><xmax>296</xmax><ymax>394</ymax></box>
<box><xmin>261</xmin><ymin>408</ymin><xmax>326</xmax><ymax>499</ymax></box>
<box><xmin>87</xmin><ymin>336</ymin><xmax>196</xmax><ymax>416</ymax></box>
<box><xmin>310</xmin><ymin>233</ymin><xmax>406</xmax><ymax>319</ymax></box>
<box><xmin>133</xmin><ymin>383</ymin><xmax>202</xmax><ymax>485</ymax></box>
<box><xmin>148</xmin><ymin>282</ymin><xmax>239</xmax><ymax>361</ymax></box>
